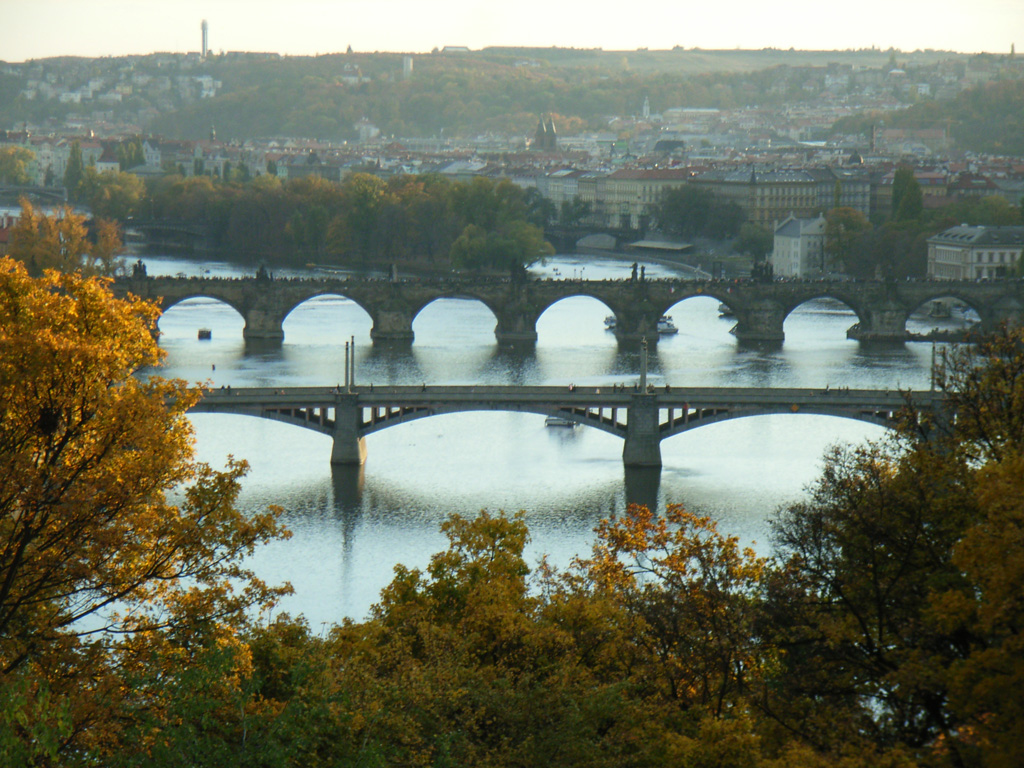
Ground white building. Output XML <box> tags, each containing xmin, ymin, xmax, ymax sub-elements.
<box><xmin>927</xmin><ymin>225</ymin><xmax>1024</xmax><ymax>280</ymax></box>
<box><xmin>771</xmin><ymin>214</ymin><xmax>827</xmax><ymax>278</ymax></box>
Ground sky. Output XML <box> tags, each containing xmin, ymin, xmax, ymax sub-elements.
<box><xmin>4</xmin><ymin>0</ymin><xmax>1023</xmax><ymax>62</ymax></box>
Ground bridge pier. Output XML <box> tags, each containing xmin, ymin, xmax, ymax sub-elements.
<box><xmin>846</xmin><ymin>304</ymin><xmax>908</xmax><ymax>342</ymax></box>
<box><xmin>495</xmin><ymin>311</ymin><xmax>539</xmax><ymax>346</ymax></box>
<box><xmin>330</xmin><ymin>395</ymin><xmax>368</xmax><ymax>465</ymax></box>
<box><xmin>622</xmin><ymin>393</ymin><xmax>662</xmax><ymax>468</ymax></box>
<box><xmin>242</xmin><ymin>308</ymin><xmax>285</xmax><ymax>343</ymax></box>
<box><xmin>731</xmin><ymin>305</ymin><xmax>785</xmax><ymax>343</ymax></box>
<box><xmin>369</xmin><ymin>308</ymin><xmax>415</xmax><ymax>345</ymax></box>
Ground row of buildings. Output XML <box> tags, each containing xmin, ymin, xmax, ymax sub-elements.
<box><xmin>770</xmin><ymin>217</ymin><xmax>1024</xmax><ymax>280</ymax></box>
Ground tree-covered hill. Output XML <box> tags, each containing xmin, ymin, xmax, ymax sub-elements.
<box><xmin>1</xmin><ymin>46</ymin><xmax>976</xmax><ymax>142</ymax></box>
<box><xmin>149</xmin><ymin>47</ymin><xmax>966</xmax><ymax>141</ymax></box>
<box><xmin>831</xmin><ymin>78</ymin><xmax>1024</xmax><ymax>156</ymax></box>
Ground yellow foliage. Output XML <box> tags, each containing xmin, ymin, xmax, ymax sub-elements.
<box><xmin>0</xmin><ymin>256</ymin><xmax>289</xmax><ymax>758</ymax></box>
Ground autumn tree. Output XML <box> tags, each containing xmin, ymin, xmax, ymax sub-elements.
<box><xmin>8</xmin><ymin>198</ymin><xmax>89</xmax><ymax>274</ymax></box>
<box><xmin>0</xmin><ymin>146</ymin><xmax>35</xmax><ymax>186</ymax></box>
<box><xmin>78</xmin><ymin>166</ymin><xmax>146</xmax><ymax>221</ymax></box>
<box><xmin>764</xmin><ymin>328</ymin><xmax>1024</xmax><ymax>766</ymax></box>
<box><xmin>0</xmin><ymin>257</ymin><xmax>288</xmax><ymax>760</ymax></box>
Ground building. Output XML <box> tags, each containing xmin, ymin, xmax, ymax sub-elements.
<box><xmin>771</xmin><ymin>214</ymin><xmax>827</xmax><ymax>278</ymax></box>
<box><xmin>926</xmin><ymin>225</ymin><xmax>1024</xmax><ymax>280</ymax></box>
<box><xmin>594</xmin><ymin>168</ymin><xmax>696</xmax><ymax>229</ymax></box>
<box><xmin>689</xmin><ymin>168</ymin><xmax>819</xmax><ymax>227</ymax></box>
<box><xmin>201</xmin><ymin>20</ymin><xmax>209</xmax><ymax>59</ymax></box>
<box><xmin>532</xmin><ymin>116</ymin><xmax>558</xmax><ymax>152</ymax></box>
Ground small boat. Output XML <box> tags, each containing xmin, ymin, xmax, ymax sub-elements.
<box><xmin>545</xmin><ymin>415</ymin><xmax>577</xmax><ymax>428</ymax></box>
<box><xmin>604</xmin><ymin>315</ymin><xmax>617</xmax><ymax>330</ymax></box>
<box><xmin>197</xmin><ymin>328</ymin><xmax>212</xmax><ymax>340</ymax></box>
<box><xmin>718</xmin><ymin>303</ymin><xmax>735</xmax><ymax>318</ymax></box>
<box><xmin>657</xmin><ymin>315</ymin><xmax>678</xmax><ymax>334</ymax></box>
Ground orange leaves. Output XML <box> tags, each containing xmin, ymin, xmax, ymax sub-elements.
<box><xmin>0</xmin><ymin>254</ymin><xmax>289</xmax><ymax>759</ymax></box>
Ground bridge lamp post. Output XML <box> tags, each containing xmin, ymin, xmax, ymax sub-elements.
<box><xmin>640</xmin><ymin>337</ymin><xmax>648</xmax><ymax>391</ymax></box>
<box><xmin>344</xmin><ymin>342</ymin><xmax>350</xmax><ymax>391</ymax></box>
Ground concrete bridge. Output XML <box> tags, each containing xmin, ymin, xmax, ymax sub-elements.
<box><xmin>113</xmin><ymin>274</ymin><xmax>1024</xmax><ymax>345</ymax></box>
<box><xmin>188</xmin><ymin>384</ymin><xmax>941</xmax><ymax>468</ymax></box>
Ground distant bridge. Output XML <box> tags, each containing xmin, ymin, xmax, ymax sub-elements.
<box><xmin>189</xmin><ymin>384</ymin><xmax>942</xmax><ymax>467</ymax></box>
<box><xmin>115</xmin><ymin>273</ymin><xmax>1024</xmax><ymax>345</ymax></box>
<box><xmin>0</xmin><ymin>185</ymin><xmax>69</xmax><ymax>204</ymax></box>
<box><xmin>128</xmin><ymin>220</ymin><xmax>213</xmax><ymax>253</ymax></box>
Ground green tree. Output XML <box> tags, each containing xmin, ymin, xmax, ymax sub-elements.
<box><xmin>737</xmin><ymin>222</ymin><xmax>773</xmax><ymax>264</ymax></box>
<box><xmin>824</xmin><ymin>207</ymin><xmax>872</xmax><ymax>273</ymax></box>
<box><xmin>891</xmin><ymin>167</ymin><xmax>923</xmax><ymax>221</ymax></box>
<box><xmin>63</xmin><ymin>140</ymin><xmax>84</xmax><ymax>197</ymax></box>
<box><xmin>559</xmin><ymin>195</ymin><xmax>592</xmax><ymax>227</ymax></box>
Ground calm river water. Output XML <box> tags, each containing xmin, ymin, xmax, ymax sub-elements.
<box><xmin>140</xmin><ymin>253</ymin><xmax>965</xmax><ymax>624</ymax></box>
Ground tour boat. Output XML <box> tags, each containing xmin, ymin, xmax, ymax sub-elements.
<box><xmin>604</xmin><ymin>315</ymin><xmax>617</xmax><ymax>330</ymax></box>
<box><xmin>657</xmin><ymin>315</ymin><xmax>678</xmax><ymax>334</ymax></box>
<box><xmin>545</xmin><ymin>415</ymin><xmax>577</xmax><ymax>428</ymax></box>
<box><xmin>197</xmin><ymin>328</ymin><xmax>212</xmax><ymax>340</ymax></box>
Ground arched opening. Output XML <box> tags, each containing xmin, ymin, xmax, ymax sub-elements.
<box><xmin>281</xmin><ymin>293</ymin><xmax>375</xmax><ymax>384</ymax></box>
<box><xmin>412</xmin><ymin>297</ymin><xmax>499</xmax><ymax>346</ymax></box>
<box><xmin>409</xmin><ymin>298</ymin><xmax>500</xmax><ymax>382</ymax></box>
<box><xmin>283</xmin><ymin>293</ymin><xmax>373</xmax><ymax>344</ymax></box>
<box><xmin>656</xmin><ymin>296</ymin><xmax>736</xmax><ymax>385</ymax></box>
<box><xmin>783</xmin><ymin>296</ymin><xmax>862</xmax><ymax>344</ymax></box>
<box><xmin>659</xmin><ymin>414</ymin><xmax>891</xmax><ymax>549</ymax></box>
<box><xmin>155</xmin><ymin>297</ymin><xmax>245</xmax><ymax>383</ymax></box>
<box><xmin>535</xmin><ymin>295</ymin><xmax>618</xmax><ymax>384</ymax></box>
<box><xmin>906</xmin><ymin>295</ymin><xmax>982</xmax><ymax>338</ymax></box>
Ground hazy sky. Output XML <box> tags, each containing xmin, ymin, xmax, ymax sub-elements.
<box><xmin>5</xmin><ymin>0</ymin><xmax>1023</xmax><ymax>62</ymax></box>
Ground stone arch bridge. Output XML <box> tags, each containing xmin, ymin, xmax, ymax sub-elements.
<box><xmin>189</xmin><ymin>384</ymin><xmax>941</xmax><ymax>468</ymax></box>
<box><xmin>113</xmin><ymin>275</ymin><xmax>1024</xmax><ymax>345</ymax></box>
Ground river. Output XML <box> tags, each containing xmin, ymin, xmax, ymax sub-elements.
<box><xmin>140</xmin><ymin>253</ymin><xmax>967</xmax><ymax>624</ymax></box>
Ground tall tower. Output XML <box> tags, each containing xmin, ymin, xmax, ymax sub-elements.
<box><xmin>201</xmin><ymin>19</ymin><xmax>209</xmax><ymax>59</ymax></box>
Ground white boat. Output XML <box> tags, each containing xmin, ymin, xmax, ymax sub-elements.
<box><xmin>545</xmin><ymin>415</ymin><xmax>577</xmax><ymax>428</ymax></box>
<box><xmin>657</xmin><ymin>315</ymin><xmax>678</xmax><ymax>334</ymax></box>
<box><xmin>604</xmin><ymin>315</ymin><xmax>617</xmax><ymax>330</ymax></box>
<box><xmin>718</xmin><ymin>303</ymin><xmax>735</xmax><ymax>318</ymax></box>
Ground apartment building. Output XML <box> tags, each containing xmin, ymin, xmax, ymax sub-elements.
<box><xmin>927</xmin><ymin>225</ymin><xmax>1024</xmax><ymax>280</ymax></box>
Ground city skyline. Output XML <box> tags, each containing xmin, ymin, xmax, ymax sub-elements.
<box><xmin>4</xmin><ymin>0</ymin><xmax>1023</xmax><ymax>63</ymax></box>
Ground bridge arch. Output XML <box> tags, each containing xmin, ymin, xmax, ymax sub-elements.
<box><xmin>410</xmin><ymin>296</ymin><xmax>501</xmax><ymax>344</ymax></box>
<box><xmin>359</xmin><ymin>403</ymin><xmax>626</xmax><ymax>439</ymax></box>
<box><xmin>536</xmin><ymin>294</ymin><xmax>619</xmax><ymax>345</ymax></box>
<box><xmin>282</xmin><ymin>291</ymin><xmax>375</xmax><ymax>328</ymax></box>
<box><xmin>157</xmin><ymin>291</ymin><xmax>248</xmax><ymax>320</ymax></box>
<box><xmin>781</xmin><ymin>293</ymin><xmax>866</xmax><ymax>342</ymax></box>
<box><xmin>905</xmin><ymin>292</ymin><xmax>984</xmax><ymax>336</ymax></box>
<box><xmin>156</xmin><ymin>294</ymin><xmax>247</xmax><ymax>341</ymax></box>
<box><xmin>782</xmin><ymin>291</ymin><xmax>867</xmax><ymax>326</ymax></box>
<box><xmin>659</xmin><ymin>402</ymin><xmax>898</xmax><ymax>441</ymax></box>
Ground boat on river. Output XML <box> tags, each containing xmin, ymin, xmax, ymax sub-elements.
<box><xmin>545</xmin><ymin>415</ymin><xmax>577</xmax><ymax>428</ymax></box>
<box><xmin>657</xmin><ymin>315</ymin><xmax>678</xmax><ymax>334</ymax></box>
<box><xmin>604</xmin><ymin>315</ymin><xmax>617</xmax><ymax>330</ymax></box>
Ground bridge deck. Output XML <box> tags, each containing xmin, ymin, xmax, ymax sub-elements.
<box><xmin>194</xmin><ymin>384</ymin><xmax>933</xmax><ymax>409</ymax></box>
